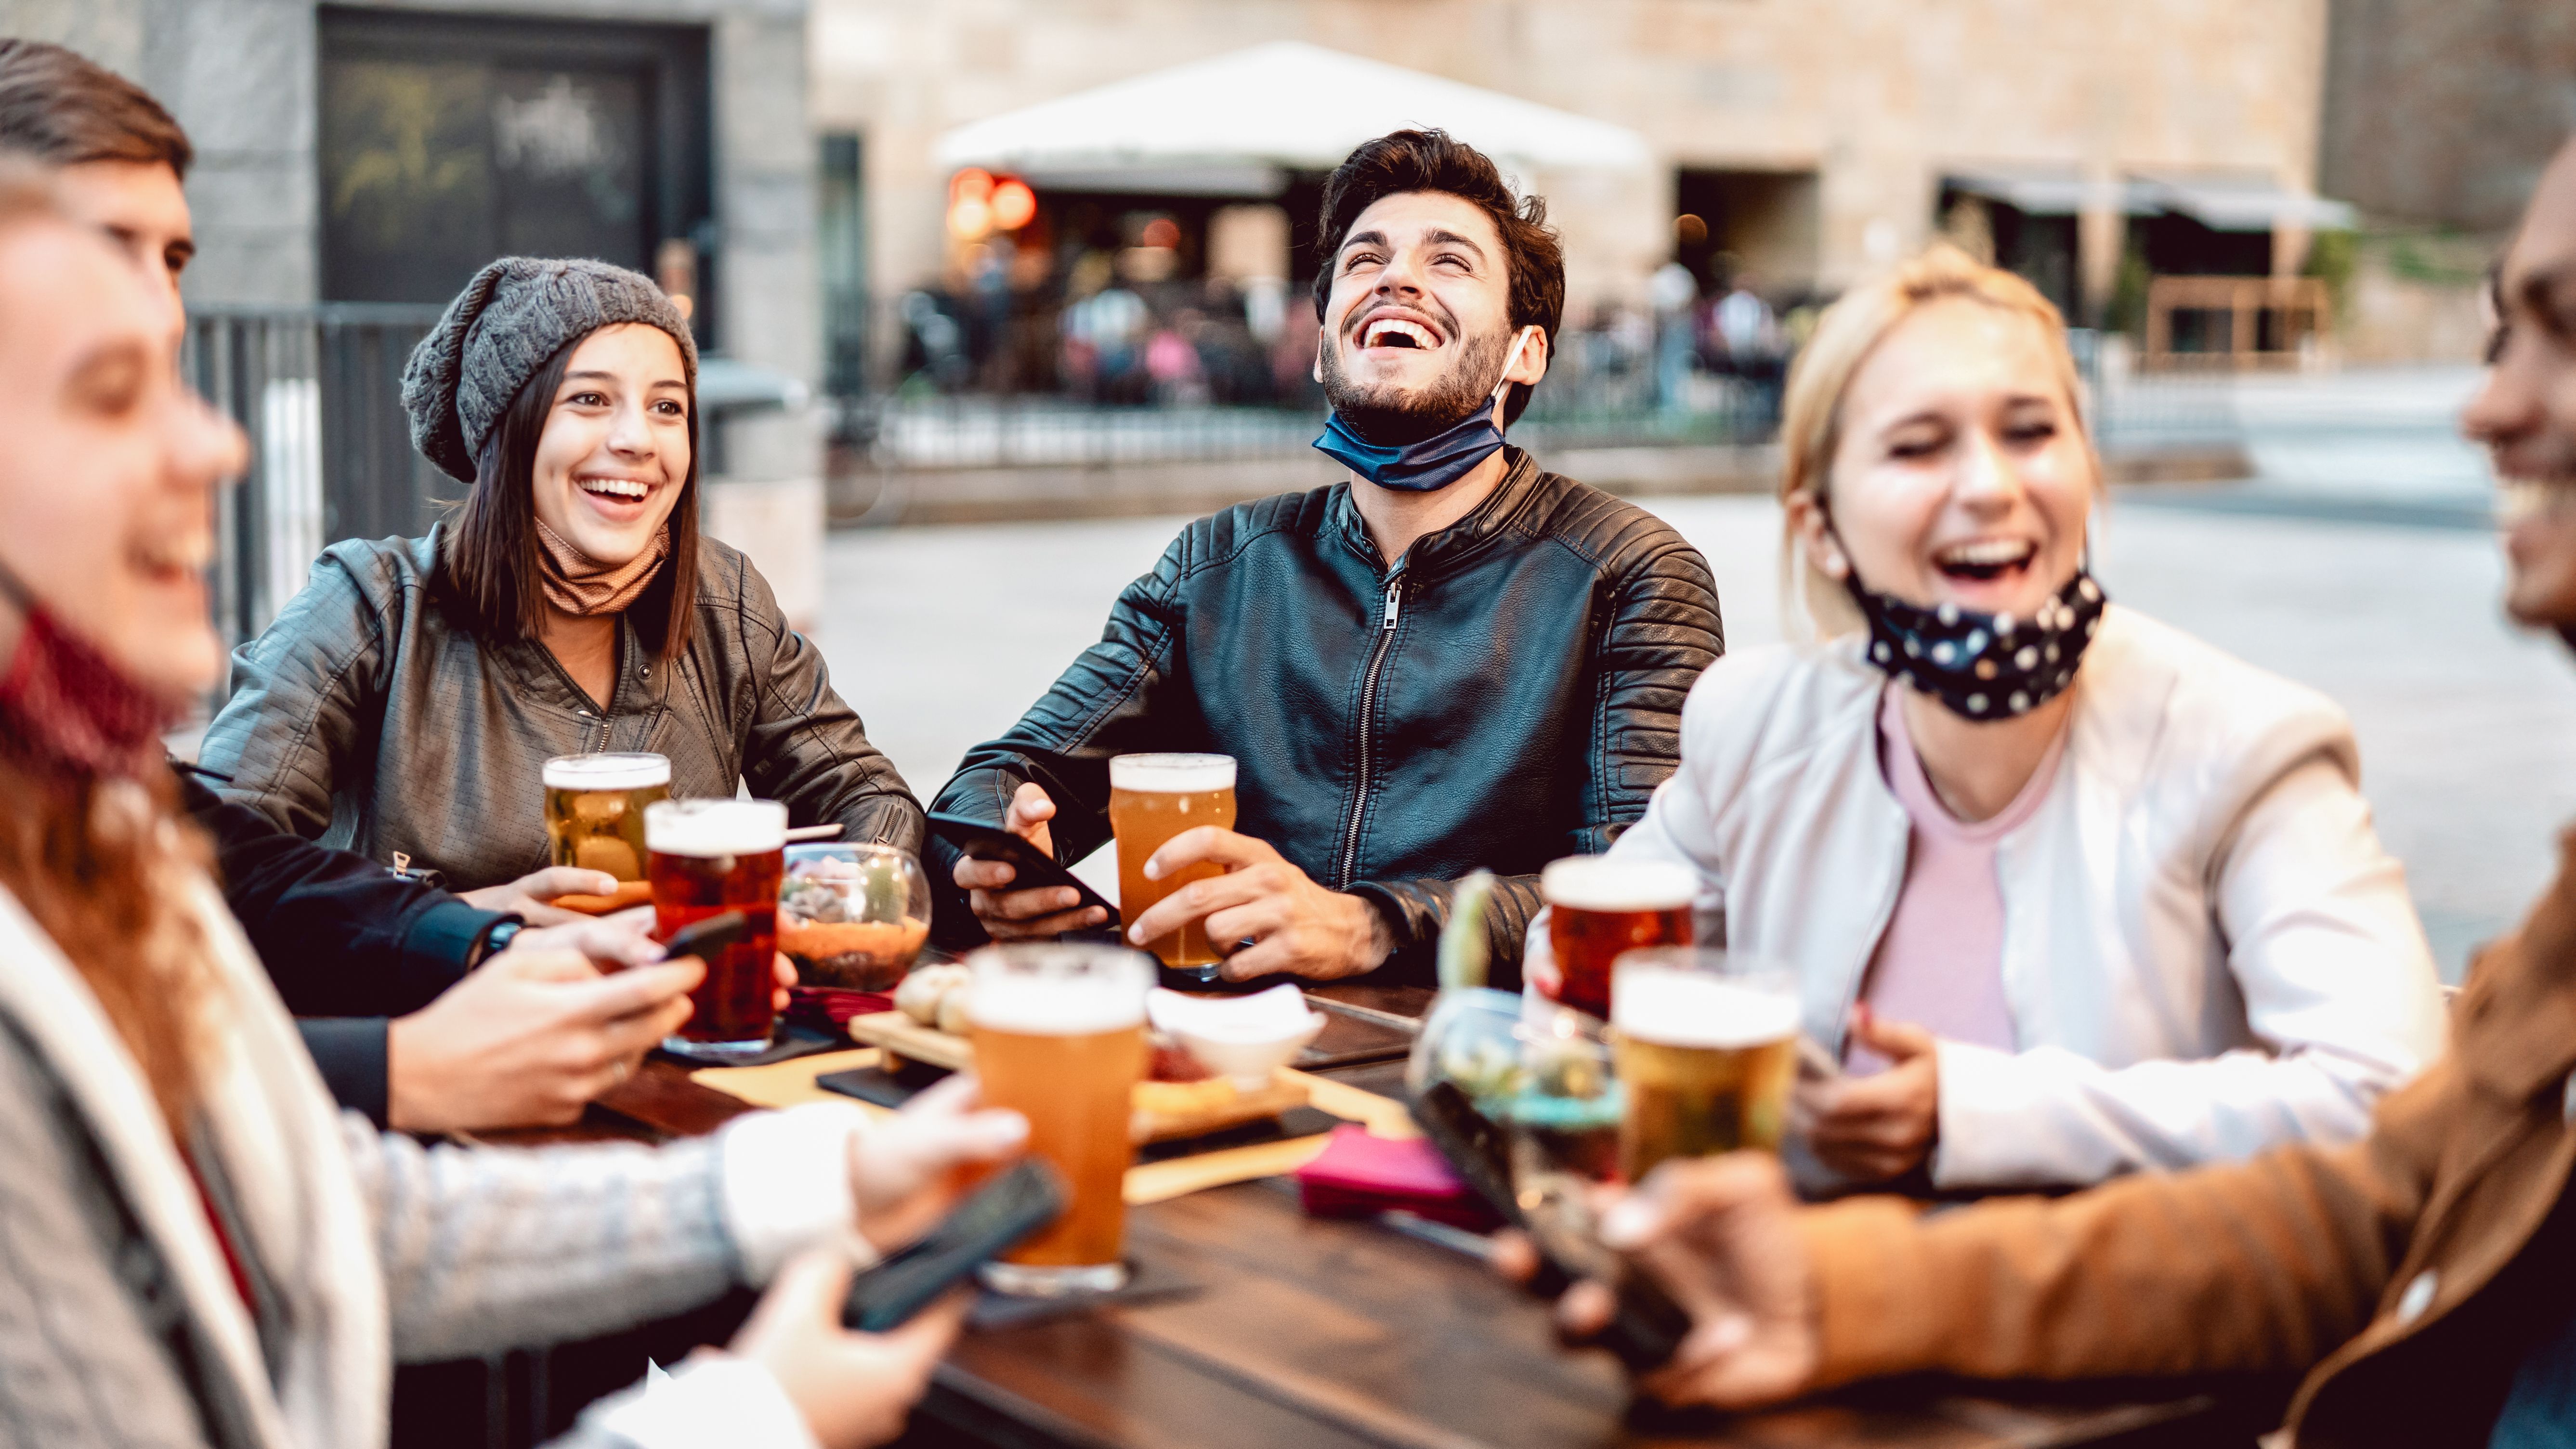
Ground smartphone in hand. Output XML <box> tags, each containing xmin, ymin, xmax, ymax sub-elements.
<box><xmin>842</xmin><ymin>1158</ymin><xmax>1068</xmax><ymax>1331</ymax></box>
<box><xmin>1412</xmin><ymin>1082</ymin><xmax>1692</xmax><ymax>1371</ymax></box>
<box><xmin>928</xmin><ymin>811</ymin><xmax>1117</xmax><ymax>918</ymax></box>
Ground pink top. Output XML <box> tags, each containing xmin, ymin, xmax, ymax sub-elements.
<box><xmin>1844</xmin><ymin>687</ymin><xmax>2066</xmax><ymax>1075</ymax></box>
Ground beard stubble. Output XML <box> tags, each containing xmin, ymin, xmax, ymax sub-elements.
<box><xmin>1318</xmin><ymin>320</ymin><xmax>1511</xmax><ymax>446</ymax></box>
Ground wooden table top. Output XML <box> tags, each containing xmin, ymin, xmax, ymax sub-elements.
<box><xmin>527</xmin><ymin>985</ymin><xmax>2271</xmax><ymax>1449</ymax></box>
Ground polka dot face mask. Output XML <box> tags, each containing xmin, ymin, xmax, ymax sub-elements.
<box><xmin>1846</xmin><ymin>567</ymin><xmax>2107</xmax><ymax>720</ymax></box>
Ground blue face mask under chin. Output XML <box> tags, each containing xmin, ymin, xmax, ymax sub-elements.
<box><xmin>1312</xmin><ymin>328</ymin><xmax>1536</xmax><ymax>493</ymax></box>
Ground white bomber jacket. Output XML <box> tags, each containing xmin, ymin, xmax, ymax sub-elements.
<box><xmin>1605</xmin><ymin>604</ymin><xmax>2446</xmax><ymax>1190</ymax></box>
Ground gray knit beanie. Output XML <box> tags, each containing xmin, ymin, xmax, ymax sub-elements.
<box><xmin>401</xmin><ymin>256</ymin><xmax>700</xmax><ymax>483</ymax></box>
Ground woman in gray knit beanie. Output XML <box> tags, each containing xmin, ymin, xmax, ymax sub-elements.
<box><xmin>199</xmin><ymin>256</ymin><xmax>925</xmax><ymax>905</ymax></box>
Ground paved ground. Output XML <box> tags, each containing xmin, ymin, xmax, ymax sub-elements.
<box><xmin>813</xmin><ymin>365</ymin><xmax>2572</xmax><ymax>980</ymax></box>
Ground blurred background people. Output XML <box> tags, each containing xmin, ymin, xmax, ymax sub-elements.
<box><xmin>1563</xmin><ymin>245</ymin><xmax>2441</xmax><ymax>1191</ymax></box>
<box><xmin>934</xmin><ymin>130</ymin><xmax>1722</xmax><ymax>984</ymax></box>
<box><xmin>1525</xmin><ymin>142</ymin><xmax>2576</xmax><ymax>1449</ymax></box>
<box><xmin>0</xmin><ymin>165</ymin><xmax>1020</xmax><ymax>1449</ymax></box>
<box><xmin>198</xmin><ymin>256</ymin><xmax>924</xmax><ymax>891</ymax></box>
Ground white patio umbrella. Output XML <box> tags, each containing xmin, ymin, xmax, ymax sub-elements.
<box><xmin>934</xmin><ymin>41</ymin><xmax>1655</xmax><ymax>188</ymax></box>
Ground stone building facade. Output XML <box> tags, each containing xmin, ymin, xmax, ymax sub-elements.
<box><xmin>812</xmin><ymin>0</ymin><xmax>2337</xmax><ymax>322</ymax></box>
<box><xmin>2321</xmin><ymin>0</ymin><xmax>2576</xmax><ymax>233</ymax></box>
<box><xmin>1</xmin><ymin>0</ymin><xmax>820</xmax><ymax>489</ymax></box>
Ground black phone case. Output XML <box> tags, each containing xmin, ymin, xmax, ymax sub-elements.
<box><xmin>660</xmin><ymin>909</ymin><xmax>749</xmax><ymax>960</ymax></box>
<box><xmin>841</xmin><ymin>1158</ymin><xmax>1069</xmax><ymax>1332</ymax></box>
<box><xmin>926</xmin><ymin>812</ymin><xmax>1117</xmax><ymax>915</ymax></box>
<box><xmin>1412</xmin><ymin>1082</ymin><xmax>1689</xmax><ymax>1371</ymax></box>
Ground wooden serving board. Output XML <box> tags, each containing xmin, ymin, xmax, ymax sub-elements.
<box><xmin>844</xmin><ymin>1011</ymin><xmax>1310</xmax><ymax>1143</ymax></box>
<box><xmin>845</xmin><ymin>1010</ymin><xmax>973</xmax><ymax>1069</ymax></box>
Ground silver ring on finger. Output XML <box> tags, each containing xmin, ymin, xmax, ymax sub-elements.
<box><xmin>609</xmin><ymin>1058</ymin><xmax>631</xmax><ymax>1085</ymax></box>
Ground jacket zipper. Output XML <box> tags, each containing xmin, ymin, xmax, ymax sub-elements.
<box><xmin>1334</xmin><ymin>571</ymin><xmax>1405</xmax><ymax>888</ymax></box>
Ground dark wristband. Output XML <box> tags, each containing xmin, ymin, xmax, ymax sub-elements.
<box><xmin>469</xmin><ymin>916</ymin><xmax>526</xmax><ymax>969</ymax></box>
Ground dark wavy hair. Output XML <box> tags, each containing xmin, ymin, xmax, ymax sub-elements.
<box><xmin>1310</xmin><ymin>129</ymin><xmax>1566</xmax><ymax>424</ymax></box>
<box><xmin>436</xmin><ymin>339</ymin><xmax>701</xmax><ymax>659</ymax></box>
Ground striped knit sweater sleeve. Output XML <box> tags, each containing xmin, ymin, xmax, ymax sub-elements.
<box><xmin>342</xmin><ymin>1102</ymin><xmax>869</xmax><ymax>1365</ymax></box>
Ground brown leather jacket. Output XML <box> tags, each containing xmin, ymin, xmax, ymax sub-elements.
<box><xmin>1800</xmin><ymin>831</ymin><xmax>2576</xmax><ymax>1447</ymax></box>
<box><xmin>197</xmin><ymin>527</ymin><xmax>923</xmax><ymax>891</ymax></box>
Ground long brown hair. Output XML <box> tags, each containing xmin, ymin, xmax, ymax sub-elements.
<box><xmin>0</xmin><ymin>757</ymin><xmax>214</xmax><ymax>1130</ymax></box>
<box><xmin>435</xmin><ymin>336</ymin><xmax>702</xmax><ymax>658</ymax></box>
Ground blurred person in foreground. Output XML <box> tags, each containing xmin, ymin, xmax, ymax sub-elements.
<box><xmin>1515</xmin><ymin>139</ymin><xmax>2576</xmax><ymax>1448</ymax></box>
<box><xmin>936</xmin><ymin>130</ymin><xmax>1724</xmax><ymax>983</ymax></box>
<box><xmin>1533</xmin><ymin>244</ymin><xmax>2443</xmax><ymax>1193</ymax></box>
<box><xmin>0</xmin><ymin>170</ymin><xmax>1022</xmax><ymax>1448</ymax></box>
<box><xmin>0</xmin><ymin>37</ymin><xmax>753</xmax><ymax>1136</ymax></box>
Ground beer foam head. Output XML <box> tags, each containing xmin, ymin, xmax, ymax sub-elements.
<box><xmin>1612</xmin><ymin>966</ymin><xmax>1801</xmax><ymax>1047</ymax></box>
<box><xmin>1540</xmin><ymin>856</ymin><xmax>1697</xmax><ymax>913</ymax></box>
<box><xmin>545</xmin><ymin>752</ymin><xmax>671</xmax><ymax>791</ymax></box>
<box><xmin>965</xmin><ymin>945</ymin><xmax>1151</xmax><ymax>1032</ymax></box>
<box><xmin>1109</xmin><ymin>753</ymin><xmax>1236</xmax><ymax>793</ymax></box>
<box><xmin>645</xmin><ymin>799</ymin><xmax>786</xmax><ymax>857</ymax></box>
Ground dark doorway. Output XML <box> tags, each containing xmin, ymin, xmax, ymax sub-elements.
<box><xmin>1935</xmin><ymin>183</ymin><xmax>2080</xmax><ymax>317</ymax></box>
<box><xmin>1673</xmin><ymin>168</ymin><xmax>1822</xmax><ymax>297</ymax></box>
<box><xmin>318</xmin><ymin>7</ymin><xmax>712</xmax><ymax>328</ymax></box>
<box><xmin>2134</xmin><ymin>210</ymin><xmax>2275</xmax><ymax>277</ymax></box>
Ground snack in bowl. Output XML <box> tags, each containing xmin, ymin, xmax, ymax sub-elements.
<box><xmin>1146</xmin><ymin>983</ymin><xmax>1326</xmax><ymax>1090</ymax></box>
<box><xmin>778</xmin><ymin>843</ymin><xmax>931</xmax><ymax>991</ymax></box>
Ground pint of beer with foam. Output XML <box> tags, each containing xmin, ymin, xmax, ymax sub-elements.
<box><xmin>966</xmin><ymin>942</ymin><xmax>1154</xmax><ymax>1295</ymax></box>
<box><xmin>1108</xmin><ymin>753</ymin><xmax>1237</xmax><ymax>975</ymax></box>
<box><xmin>544</xmin><ymin>752</ymin><xmax>671</xmax><ymax>901</ymax></box>
<box><xmin>646</xmin><ymin>798</ymin><xmax>786</xmax><ymax>1059</ymax></box>
<box><xmin>1610</xmin><ymin>946</ymin><xmax>1799</xmax><ymax>1181</ymax></box>
<box><xmin>1540</xmin><ymin>856</ymin><xmax>1698</xmax><ymax>1018</ymax></box>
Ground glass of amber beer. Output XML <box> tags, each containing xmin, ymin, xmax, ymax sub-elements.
<box><xmin>1540</xmin><ymin>856</ymin><xmax>1698</xmax><ymax>1019</ymax></box>
<box><xmin>645</xmin><ymin>798</ymin><xmax>787</xmax><ymax>1061</ymax></box>
<box><xmin>1108</xmin><ymin>754</ymin><xmax>1237</xmax><ymax>980</ymax></box>
<box><xmin>544</xmin><ymin>753</ymin><xmax>670</xmax><ymax>910</ymax></box>
<box><xmin>966</xmin><ymin>943</ymin><xmax>1153</xmax><ymax>1295</ymax></box>
<box><xmin>1610</xmin><ymin>947</ymin><xmax>1799</xmax><ymax>1182</ymax></box>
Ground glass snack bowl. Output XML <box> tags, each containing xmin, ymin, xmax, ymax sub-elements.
<box><xmin>775</xmin><ymin>843</ymin><xmax>931</xmax><ymax>991</ymax></box>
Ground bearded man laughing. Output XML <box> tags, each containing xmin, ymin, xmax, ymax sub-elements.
<box><xmin>932</xmin><ymin>129</ymin><xmax>1725</xmax><ymax>985</ymax></box>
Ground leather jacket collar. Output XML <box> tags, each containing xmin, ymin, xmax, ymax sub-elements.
<box><xmin>1328</xmin><ymin>446</ymin><xmax>1549</xmax><ymax>576</ymax></box>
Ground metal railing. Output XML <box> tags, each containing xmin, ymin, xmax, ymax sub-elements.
<box><xmin>833</xmin><ymin>277</ymin><xmax>2245</xmax><ymax>474</ymax></box>
<box><xmin>185</xmin><ymin>303</ymin><xmax>452</xmax><ymax>652</ymax></box>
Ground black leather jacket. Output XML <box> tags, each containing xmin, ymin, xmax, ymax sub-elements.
<box><xmin>930</xmin><ymin>449</ymin><xmax>1724</xmax><ymax>985</ymax></box>
<box><xmin>197</xmin><ymin>527</ymin><xmax>923</xmax><ymax>891</ymax></box>
<box><xmin>181</xmin><ymin>766</ymin><xmax>509</xmax><ymax>1124</ymax></box>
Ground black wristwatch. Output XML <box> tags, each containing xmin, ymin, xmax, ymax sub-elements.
<box><xmin>470</xmin><ymin>916</ymin><xmax>526</xmax><ymax>969</ymax></box>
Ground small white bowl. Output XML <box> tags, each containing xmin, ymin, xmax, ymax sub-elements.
<box><xmin>1174</xmin><ymin>1013</ymin><xmax>1325</xmax><ymax>1090</ymax></box>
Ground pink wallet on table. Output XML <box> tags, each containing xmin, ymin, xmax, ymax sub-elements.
<box><xmin>1294</xmin><ymin>1123</ymin><xmax>1500</xmax><ymax>1231</ymax></box>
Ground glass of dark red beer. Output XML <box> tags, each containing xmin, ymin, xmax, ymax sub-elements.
<box><xmin>646</xmin><ymin>798</ymin><xmax>787</xmax><ymax>1060</ymax></box>
<box><xmin>1539</xmin><ymin>856</ymin><xmax>1698</xmax><ymax>1019</ymax></box>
